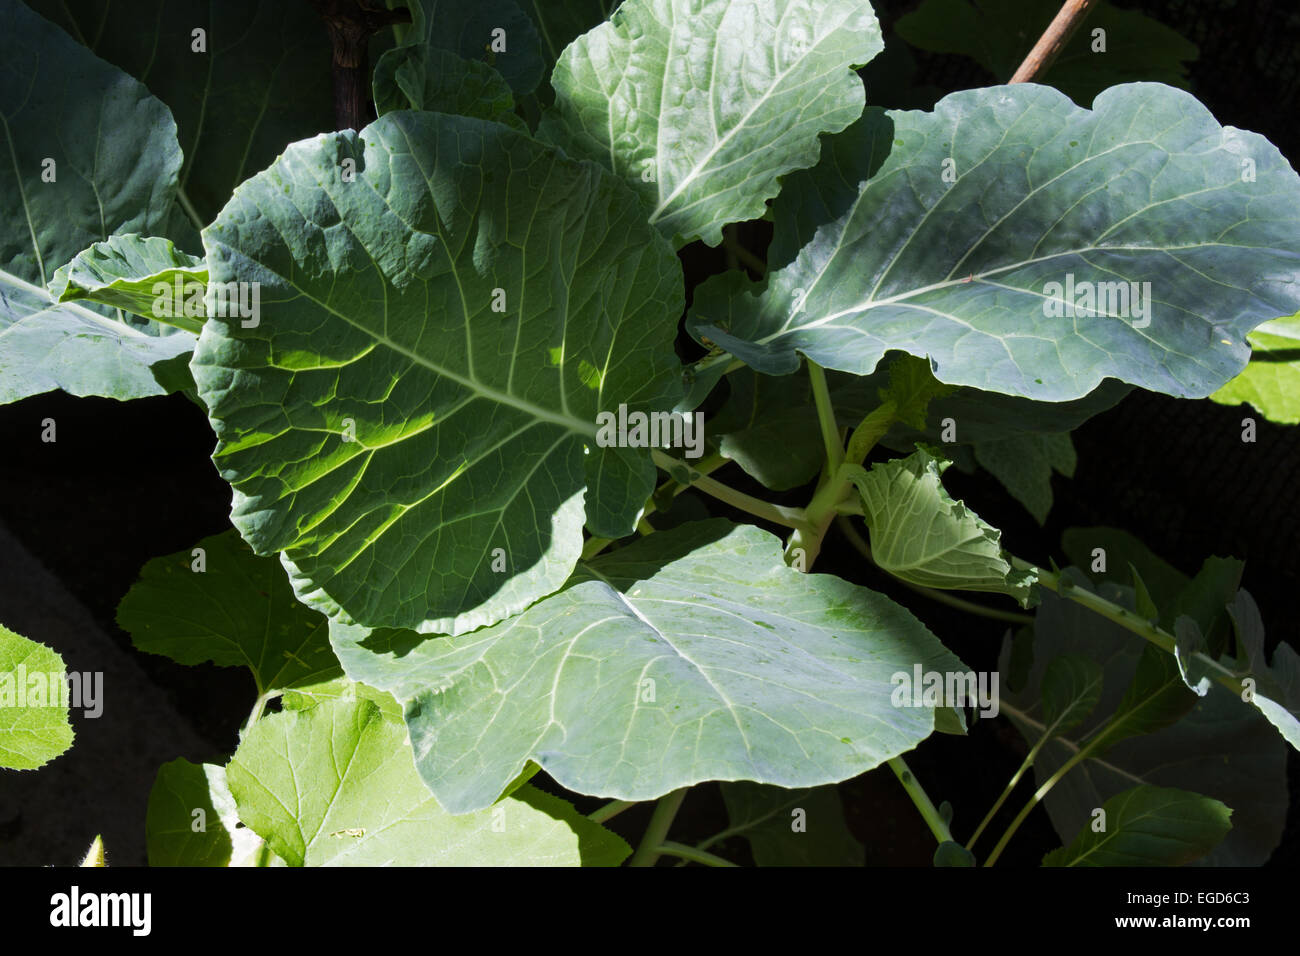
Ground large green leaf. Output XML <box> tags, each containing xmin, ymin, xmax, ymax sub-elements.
<box><xmin>718</xmin><ymin>781</ymin><xmax>864</xmax><ymax>865</ymax></box>
<box><xmin>116</xmin><ymin>530</ymin><xmax>340</xmax><ymax>696</ymax></box>
<box><xmin>540</xmin><ymin>0</ymin><xmax>883</xmax><ymax>247</ymax></box>
<box><xmin>26</xmin><ymin>0</ymin><xmax>335</xmax><ymax>229</ymax></box>
<box><xmin>0</xmin><ymin>622</ymin><xmax>74</xmax><ymax>770</ymax></box>
<box><xmin>0</xmin><ymin>0</ymin><xmax>195</xmax><ymax>403</ymax></box>
<box><xmin>1042</xmin><ymin>785</ymin><xmax>1231</xmax><ymax>867</ymax></box>
<box><xmin>49</xmin><ymin>235</ymin><xmax>207</xmax><ymax>330</ymax></box>
<box><xmin>192</xmin><ymin>112</ymin><xmax>684</xmax><ymax>635</ymax></box>
<box><xmin>331</xmin><ymin>519</ymin><xmax>969</xmax><ymax>813</ymax></box>
<box><xmin>999</xmin><ymin>579</ymin><xmax>1287</xmax><ymax>865</ymax></box>
<box><xmin>689</xmin><ymin>83</ymin><xmax>1300</xmax><ymax>401</ymax></box>
<box><xmin>895</xmin><ymin>0</ymin><xmax>1197</xmax><ymax>106</ymax></box>
<box><xmin>849</xmin><ymin>447</ymin><xmax>1035</xmax><ymax>603</ymax></box>
<box><xmin>227</xmin><ymin>697</ymin><xmax>630</xmax><ymax>866</ymax></box>
<box><xmin>1210</xmin><ymin>314</ymin><xmax>1300</xmax><ymax>425</ymax></box>
<box><xmin>146</xmin><ymin>759</ymin><xmax>268</xmax><ymax>867</ymax></box>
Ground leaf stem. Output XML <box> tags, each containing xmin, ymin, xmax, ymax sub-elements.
<box><xmin>656</xmin><ymin>841</ymin><xmax>739</xmax><ymax>867</ymax></box>
<box><xmin>175</xmin><ymin>187</ymin><xmax>205</xmax><ymax>233</ymax></box>
<box><xmin>651</xmin><ymin>450</ymin><xmax>808</xmax><ymax>530</ymax></box>
<box><xmin>721</xmin><ymin>230</ymin><xmax>768</xmax><ymax>276</ymax></box>
<box><xmin>628</xmin><ymin>788</ymin><xmax>687</xmax><ymax>866</ymax></box>
<box><xmin>888</xmin><ymin>756</ymin><xmax>953</xmax><ymax>844</ymax></box>
<box><xmin>588</xmin><ymin>799</ymin><xmax>636</xmax><ymax>824</ymax></box>
<box><xmin>966</xmin><ymin>740</ymin><xmax>1045</xmax><ymax>851</ymax></box>
<box><xmin>983</xmin><ymin>732</ymin><xmax>1103</xmax><ymax>865</ymax></box>
<box><xmin>1019</xmin><ymin>559</ymin><xmax>1241</xmax><ymax>692</ymax></box>
<box><xmin>807</xmin><ymin>359</ymin><xmax>844</xmax><ymax>474</ymax></box>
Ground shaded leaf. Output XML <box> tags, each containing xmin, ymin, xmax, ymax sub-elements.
<box><xmin>1042</xmin><ymin>785</ymin><xmax>1230</xmax><ymax>867</ymax></box>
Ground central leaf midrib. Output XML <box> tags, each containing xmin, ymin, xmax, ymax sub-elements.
<box><xmin>224</xmin><ymin>245</ymin><xmax>598</xmax><ymax>438</ymax></box>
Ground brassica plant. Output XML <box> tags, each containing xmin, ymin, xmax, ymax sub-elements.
<box><xmin>2</xmin><ymin>0</ymin><xmax>1297</xmax><ymax>869</ymax></box>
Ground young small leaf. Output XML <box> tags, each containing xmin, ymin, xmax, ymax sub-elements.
<box><xmin>1042</xmin><ymin>785</ymin><xmax>1231</xmax><ymax>867</ymax></box>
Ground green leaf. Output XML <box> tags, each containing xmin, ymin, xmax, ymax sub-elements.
<box><xmin>331</xmin><ymin>519</ymin><xmax>970</xmax><ymax>813</ymax></box>
<box><xmin>0</xmin><ymin>0</ymin><xmax>195</xmax><ymax>404</ymax></box>
<box><xmin>388</xmin><ymin>0</ymin><xmax>544</xmax><ymax>96</ymax></box>
<box><xmin>1227</xmin><ymin>590</ymin><xmax>1300</xmax><ymax>750</ymax></box>
<box><xmin>933</xmin><ymin>840</ymin><xmax>976</xmax><ymax>866</ymax></box>
<box><xmin>973</xmin><ymin>432</ymin><xmax>1075</xmax><ymax>524</ymax></box>
<box><xmin>116</xmin><ymin>530</ymin><xmax>340</xmax><ymax>696</ymax></box>
<box><xmin>27</xmin><ymin>0</ymin><xmax>336</xmax><ymax>229</ymax></box>
<box><xmin>849</xmin><ymin>447</ymin><xmax>1035</xmax><ymax>604</ymax></box>
<box><xmin>540</xmin><ymin>0</ymin><xmax>884</xmax><ymax>247</ymax></box>
<box><xmin>192</xmin><ymin>112</ymin><xmax>684</xmax><ymax>635</ymax></box>
<box><xmin>373</xmin><ymin>45</ymin><xmax>527</xmax><ymax>130</ymax></box>
<box><xmin>0</xmin><ymin>622</ymin><xmax>74</xmax><ymax>770</ymax></box>
<box><xmin>876</xmin><ymin>354</ymin><xmax>956</xmax><ymax>432</ymax></box>
<box><xmin>999</xmin><ymin>580</ymin><xmax>1286</xmax><ymax>865</ymax></box>
<box><xmin>718</xmin><ymin>782</ymin><xmax>864</xmax><ymax>866</ymax></box>
<box><xmin>1210</xmin><ymin>313</ymin><xmax>1300</xmax><ymax>425</ymax></box>
<box><xmin>896</xmin><ymin>0</ymin><xmax>1196</xmax><ymax>106</ymax></box>
<box><xmin>1042</xmin><ymin>785</ymin><xmax>1230</xmax><ymax>867</ymax></box>
<box><xmin>48</xmin><ymin>235</ymin><xmax>207</xmax><ymax>331</ymax></box>
<box><xmin>227</xmin><ymin>698</ymin><xmax>630</xmax><ymax>866</ymax></box>
<box><xmin>688</xmin><ymin>84</ymin><xmax>1300</xmax><ymax>401</ymax></box>
<box><xmin>146</xmin><ymin>759</ymin><xmax>267</xmax><ymax>867</ymax></box>
<box><xmin>1039</xmin><ymin>654</ymin><xmax>1103</xmax><ymax>738</ymax></box>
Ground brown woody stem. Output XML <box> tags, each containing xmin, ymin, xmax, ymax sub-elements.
<box><xmin>1008</xmin><ymin>0</ymin><xmax>1101</xmax><ymax>84</ymax></box>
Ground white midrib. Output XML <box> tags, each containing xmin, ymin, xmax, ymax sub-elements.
<box><xmin>268</xmin><ymin>263</ymin><xmax>599</xmax><ymax>439</ymax></box>
<box><xmin>0</xmin><ymin>267</ymin><xmax>165</xmax><ymax>338</ymax></box>
<box><xmin>759</xmin><ymin>241</ymin><xmax>1243</xmax><ymax>348</ymax></box>
<box><xmin>646</xmin><ymin>14</ymin><xmax>839</xmax><ymax>225</ymax></box>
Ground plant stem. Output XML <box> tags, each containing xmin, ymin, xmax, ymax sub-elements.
<box><xmin>721</xmin><ymin>229</ymin><xmax>768</xmax><ymax>275</ymax></box>
<box><xmin>588</xmin><ymin>799</ymin><xmax>636</xmax><ymax>824</ymax></box>
<box><xmin>1009</xmin><ymin>0</ymin><xmax>1100</xmax><ymax>83</ymax></box>
<box><xmin>1020</xmin><ymin>560</ymin><xmax>1241</xmax><ymax>693</ymax></box>
<box><xmin>176</xmin><ymin>187</ymin><xmax>205</xmax><ymax>233</ymax></box>
<box><xmin>837</xmin><ymin>517</ymin><xmax>1034</xmax><ymax>624</ymax></box>
<box><xmin>888</xmin><ymin>756</ymin><xmax>953</xmax><ymax>844</ymax></box>
<box><xmin>656</xmin><ymin>841</ymin><xmax>739</xmax><ymax>867</ymax></box>
<box><xmin>983</xmin><ymin>735</ymin><xmax>1101</xmax><ymax>866</ymax></box>
<box><xmin>651</xmin><ymin>450</ymin><xmax>808</xmax><ymax>530</ymax></box>
<box><xmin>628</xmin><ymin>788</ymin><xmax>687</xmax><ymax>866</ymax></box>
<box><xmin>966</xmin><ymin>741</ymin><xmax>1044</xmax><ymax>851</ymax></box>
<box><xmin>807</xmin><ymin>360</ymin><xmax>844</xmax><ymax>473</ymax></box>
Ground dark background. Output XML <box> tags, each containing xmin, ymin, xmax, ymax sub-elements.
<box><xmin>0</xmin><ymin>0</ymin><xmax>1296</xmax><ymax>866</ymax></box>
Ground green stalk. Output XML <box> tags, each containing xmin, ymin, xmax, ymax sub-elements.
<box><xmin>807</xmin><ymin>359</ymin><xmax>844</xmax><ymax>473</ymax></box>
<box><xmin>1020</xmin><ymin>559</ymin><xmax>1241</xmax><ymax>693</ymax></box>
<box><xmin>588</xmin><ymin>799</ymin><xmax>636</xmax><ymax>824</ymax></box>
<box><xmin>628</xmin><ymin>789</ymin><xmax>688</xmax><ymax>867</ymax></box>
<box><xmin>983</xmin><ymin>734</ymin><xmax>1103</xmax><ymax>866</ymax></box>
<box><xmin>651</xmin><ymin>450</ymin><xmax>808</xmax><ymax>530</ymax></box>
<box><xmin>656</xmin><ymin>841</ymin><xmax>739</xmax><ymax>867</ymax></box>
<box><xmin>966</xmin><ymin>740</ymin><xmax>1045</xmax><ymax>851</ymax></box>
<box><xmin>888</xmin><ymin>756</ymin><xmax>952</xmax><ymax>844</ymax></box>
